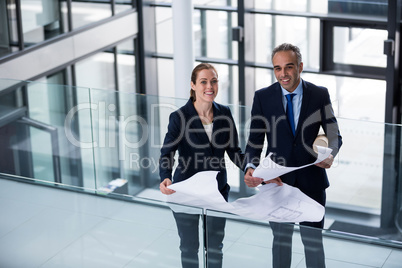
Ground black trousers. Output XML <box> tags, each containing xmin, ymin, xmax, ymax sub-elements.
<box><xmin>173</xmin><ymin>212</ymin><xmax>226</xmax><ymax>268</ymax></box>
<box><xmin>270</xmin><ymin>190</ymin><xmax>326</xmax><ymax>268</ymax></box>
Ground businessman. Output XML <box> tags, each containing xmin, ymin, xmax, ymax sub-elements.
<box><xmin>244</xmin><ymin>43</ymin><xmax>342</xmax><ymax>268</ymax></box>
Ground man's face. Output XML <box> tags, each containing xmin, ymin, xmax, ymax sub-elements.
<box><xmin>272</xmin><ymin>50</ymin><xmax>303</xmax><ymax>93</ymax></box>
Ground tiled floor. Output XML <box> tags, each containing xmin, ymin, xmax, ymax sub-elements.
<box><xmin>1</xmin><ymin>178</ymin><xmax>402</xmax><ymax>268</ymax></box>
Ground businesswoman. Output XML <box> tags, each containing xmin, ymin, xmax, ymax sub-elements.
<box><xmin>159</xmin><ymin>63</ymin><xmax>244</xmax><ymax>268</ymax></box>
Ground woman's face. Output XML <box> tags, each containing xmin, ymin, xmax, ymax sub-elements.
<box><xmin>191</xmin><ymin>68</ymin><xmax>218</xmax><ymax>103</ymax></box>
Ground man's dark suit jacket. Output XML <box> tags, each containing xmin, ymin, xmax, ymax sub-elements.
<box><xmin>245</xmin><ymin>80</ymin><xmax>342</xmax><ymax>194</ymax></box>
<box><xmin>160</xmin><ymin>98</ymin><xmax>244</xmax><ymax>199</ymax></box>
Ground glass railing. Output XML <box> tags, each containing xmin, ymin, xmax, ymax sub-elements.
<box><xmin>1</xmin><ymin>78</ymin><xmax>402</xmax><ymax>267</ymax></box>
<box><xmin>205</xmin><ymin>209</ymin><xmax>402</xmax><ymax>267</ymax></box>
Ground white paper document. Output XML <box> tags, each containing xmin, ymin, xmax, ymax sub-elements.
<box><xmin>166</xmin><ymin>146</ymin><xmax>331</xmax><ymax>223</ymax></box>
<box><xmin>167</xmin><ymin>171</ymin><xmax>324</xmax><ymax>222</ymax></box>
<box><xmin>253</xmin><ymin>145</ymin><xmax>333</xmax><ymax>181</ymax></box>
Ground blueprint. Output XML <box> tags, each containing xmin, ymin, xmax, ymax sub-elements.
<box><xmin>166</xmin><ymin>146</ymin><xmax>332</xmax><ymax>223</ymax></box>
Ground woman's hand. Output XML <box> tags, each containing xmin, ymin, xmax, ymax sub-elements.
<box><xmin>160</xmin><ymin>178</ymin><xmax>176</xmax><ymax>195</ymax></box>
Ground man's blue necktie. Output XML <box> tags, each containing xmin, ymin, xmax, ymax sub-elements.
<box><xmin>286</xmin><ymin>93</ymin><xmax>296</xmax><ymax>135</ymax></box>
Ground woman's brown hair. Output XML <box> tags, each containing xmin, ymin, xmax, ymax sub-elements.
<box><xmin>190</xmin><ymin>63</ymin><xmax>218</xmax><ymax>101</ymax></box>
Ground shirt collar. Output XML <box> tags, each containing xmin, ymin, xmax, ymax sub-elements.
<box><xmin>281</xmin><ymin>79</ymin><xmax>303</xmax><ymax>96</ymax></box>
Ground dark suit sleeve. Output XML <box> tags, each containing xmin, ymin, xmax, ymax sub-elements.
<box><xmin>159</xmin><ymin>111</ymin><xmax>182</xmax><ymax>181</ymax></box>
<box><xmin>245</xmin><ymin>91</ymin><xmax>267</xmax><ymax>167</ymax></box>
<box><xmin>223</xmin><ymin>107</ymin><xmax>245</xmax><ymax>170</ymax></box>
<box><xmin>320</xmin><ymin>88</ymin><xmax>342</xmax><ymax>157</ymax></box>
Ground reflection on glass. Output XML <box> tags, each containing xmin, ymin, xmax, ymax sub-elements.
<box><xmin>334</xmin><ymin>27</ymin><xmax>387</xmax><ymax>68</ymax></box>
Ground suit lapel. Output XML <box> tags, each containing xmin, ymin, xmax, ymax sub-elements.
<box><xmin>211</xmin><ymin>102</ymin><xmax>224</xmax><ymax>148</ymax></box>
<box><xmin>295</xmin><ymin>80</ymin><xmax>311</xmax><ymax>137</ymax></box>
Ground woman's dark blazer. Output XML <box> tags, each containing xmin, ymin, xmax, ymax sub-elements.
<box><xmin>159</xmin><ymin>98</ymin><xmax>244</xmax><ymax>199</ymax></box>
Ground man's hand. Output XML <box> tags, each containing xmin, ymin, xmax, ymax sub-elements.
<box><xmin>160</xmin><ymin>178</ymin><xmax>176</xmax><ymax>195</ymax></box>
<box><xmin>264</xmin><ymin>177</ymin><xmax>283</xmax><ymax>186</ymax></box>
<box><xmin>315</xmin><ymin>154</ymin><xmax>334</xmax><ymax>169</ymax></box>
<box><xmin>244</xmin><ymin>168</ymin><xmax>283</xmax><ymax>187</ymax></box>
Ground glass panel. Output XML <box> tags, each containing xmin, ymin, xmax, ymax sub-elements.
<box><xmin>254</xmin><ymin>67</ymin><xmax>274</xmax><ymax>90</ymax></box>
<box><xmin>20</xmin><ymin>0</ymin><xmax>64</xmax><ymax>46</ymax></box>
<box><xmin>155</xmin><ymin>7</ymin><xmax>173</xmax><ymax>55</ymax></box>
<box><xmin>89</xmin><ymin>90</ymin><xmax>164</xmax><ymax>195</ymax></box>
<box><xmin>68</xmin><ymin>85</ymin><xmax>96</xmax><ymax>189</ymax></box>
<box><xmin>256</xmin><ymin>71</ymin><xmax>386</xmax><ymax>125</ymax></box>
<box><xmin>194</xmin><ymin>10</ymin><xmax>236</xmax><ymax>60</ymax></box>
<box><xmin>115</xmin><ymin>0</ymin><xmax>134</xmax><ymax>14</ymax></box>
<box><xmin>70</xmin><ymin>1</ymin><xmax>112</xmax><ymax>29</ymax></box>
<box><xmin>27</xmin><ymin>81</ymin><xmax>61</xmax><ymax>182</ymax></box>
<box><xmin>156</xmin><ymin>58</ymin><xmax>175</xmax><ymax>98</ymax></box>
<box><xmin>207</xmin><ymin>210</ymin><xmax>402</xmax><ymax>267</ymax></box>
<box><xmin>255</xmin><ymin>0</ymin><xmax>329</xmax><ymax>13</ymax></box>
<box><xmin>328</xmin><ymin>0</ymin><xmax>388</xmax><ymax>17</ymax></box>
<box><xmin>328</xmin><ymin>118</ymin><xmax>384</xmax><ymax>210</ymax></box>
<box><xmin>116</xmin><ymin>39</ymin><xmax>136</xmax><ymax>93</ymax></box>
<box><xmin>75</xmin><ymin>51</ymin><xmax>116</xmax><ymax>90</ymax></box>
<box><xmin>334</xmin><ymin>27</ymin><xmax>387</xmax><ymax>68</ymax></box>
<box><xmin>254</xmin><ymin>14</ymin><xmax>274</xmax><ymax>65</ymax></box>
<box><xmin>2</xmin><ymin>78</ymin><xmax>402</xmax><ymax>263</ymax></box>
<box><xmin>193</xmin><ymin>0</ymin><xmax>236</xmax><ymax>7</ymax></box>
<box><xmin>254</xmin><ymin>1</ymin><xmax>388</xmax><ymax>15</ymax></box>
<box><xmin>0</xmin><ymin>177</ymin><xmax>204</xmax><ymax>267</ymax></box>
<box><xmin>0</xmin><ymin>1</ymin><xmax>11</xmax><ymax>57</ymax></box>
<box><xmin>254</xmin><ymin>15</ymin><xmax>320</xmax><ymax>70</ymax></box>
<box><xmin>87</xmin><ymin>88</ymin><xmax>120</xmax><ymax>192</ymax></box>
<box><xmin>0</xmin><ymin>82</ymin><xmax>23</xmax><ymax>110</ymax></box>
<box><xmin>0</xmin><ymin>79</ymin><xmax>96</xmax><ymax>188</ymax></box>
<box><xmin>302</xmin><ymin>73</ymin><xmax>386</xmax><ymax>123</ymax></box>
<box><xmin>27</xmin><ymin>80</ymin><xmax>96</xmax><ymax>188</ymax></box>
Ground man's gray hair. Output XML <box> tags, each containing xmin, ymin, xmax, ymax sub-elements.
<box><xmin>271</xmin><ymin>43</ymin><xmax>302</xmax><ymax>65</ymax></box>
